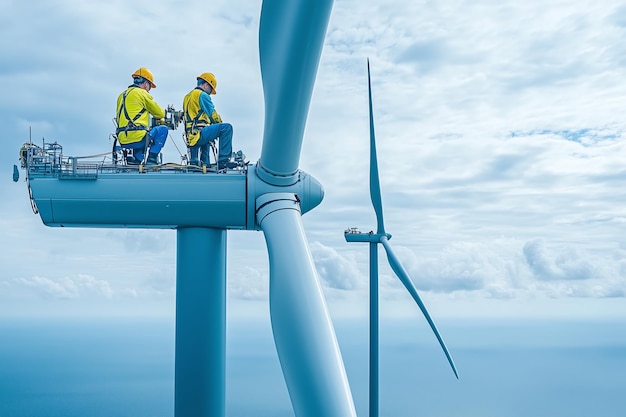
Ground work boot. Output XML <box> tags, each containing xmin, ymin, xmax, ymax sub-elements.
<box><xmin>126</xmin><ymin>156</ymin><xmax>141</xmax><ymax>165</ymax></box>
<box><xmin>218</xmin><ymin>160</ymin><xmax>238</xmax><ymax>170</ymax></box>
<box><xmin>145</xmin><ymin>153</ymin><xmax>160</xmax><ymax>166</ymax></box>
<box><xmin>189</xmin><ymin>158</ymin><xmax>200</xmax><ymax>166</ymax></box>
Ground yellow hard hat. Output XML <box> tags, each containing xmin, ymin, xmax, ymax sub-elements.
<box><xmin>197</xmin><ymin>72</ymin><xmax>217</xmax><ymax>94</ymax></box>
<box><xmin>132</xmin><ymin>67</ymin><xmax>156</xmax><ymax>88</ymax></box>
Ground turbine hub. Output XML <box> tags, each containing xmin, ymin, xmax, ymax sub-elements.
<box><xmin>246</xmin><ymin>164</ymin><xmax>324</xmax><ymax>230</ymax></box>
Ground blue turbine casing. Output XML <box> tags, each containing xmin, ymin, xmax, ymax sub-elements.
<box><xmin>28</xmin><ymin>164</ymin><xmax>323</xmax><ymax>230</ymax></box>
<box><xmin>29</xmin><ymin>171</ymin><xmax>248</xmax><ymax>229</ymax></box>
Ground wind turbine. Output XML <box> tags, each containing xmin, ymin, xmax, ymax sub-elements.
<box><xmin>344</xmin><ymin>60</ymin><xmax>459</xmax><ymax>417</ymax></box>
<box><xmin>18</xmin><ymin>1</ymin><xmax>356</xmax><ymax>416</ymax></box>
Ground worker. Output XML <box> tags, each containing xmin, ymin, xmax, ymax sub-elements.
<box><xmin>115</xmin><ymin>67</ymin><xmax>168</xmax><ymax>165</ymax></box>
<box><xmin>182</xmin><ymin>72</ymin><xmax>235</xmax><ymax>169</ymax></box>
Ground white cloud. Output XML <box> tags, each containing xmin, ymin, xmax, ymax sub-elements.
<box><xmin>229</xmin><ymin>266</ymin><xmax>268</xmax><ymax>300</ymax></box>
<box><xmin>524</xmin><ymin>239</ymin><xmax>594</xmax><ymax>281</ymax></box>
<box><xmin>311</xmin><ymin>241</ymin><xmax>366</xmax><ymax>290</ymax></box>
<box><xmin>10</xmin><ymin>274</ymin><xmax>113</xmax><ymax>299</ymax></box>
<box><xmin>314</xmin><ymin>237</ymin><xmax>626</xmax><ymax>301</ymax></box>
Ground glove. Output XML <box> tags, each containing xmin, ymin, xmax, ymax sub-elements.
<box><xmin>210</xmin><ymin>110</ymin><xmax>223</xmax><ymax>124</ymax></box>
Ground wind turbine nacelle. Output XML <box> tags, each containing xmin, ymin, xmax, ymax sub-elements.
<box><xmin>26</xmin><ymin>164</ymin><xmax>323</xmax><ymax>230</ymax></box>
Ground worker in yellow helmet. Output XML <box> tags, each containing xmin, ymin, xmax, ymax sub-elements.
<box><xmin>115</xmin><ymin>67</ymin><xmax>168</xmax><ymax>165</ymax></box>
<box><xmin>182</xmin><ymin>72</ymin><xmax>235</xmax><ymax>168</ymax></box>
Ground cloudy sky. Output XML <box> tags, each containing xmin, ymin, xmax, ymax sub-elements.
<box><xmin>2</xmin><ymin>0</ymin><xmax>626</xmax><ymax>321</ymax></box>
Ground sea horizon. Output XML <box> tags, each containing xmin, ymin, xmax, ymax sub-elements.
<box><xmin>1</xmin><ymin>316</ymin><xmax>624</xmax><ymax>417</ymax></box>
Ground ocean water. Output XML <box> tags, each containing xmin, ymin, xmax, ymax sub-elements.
<box><xmin>0</xmin><ymin>317</ymin><xmax>624</xmax><ymax>417</ymax></box>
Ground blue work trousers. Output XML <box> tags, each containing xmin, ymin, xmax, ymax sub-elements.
<box><xmin>189</xmin><ymin>123</ymin><xmax>233</xmax><ymax>165</ymax></box>
<box><xmin>122</xmin><ymin>126</ymin><xmax>168</xmax><ymax>161</ymax></box>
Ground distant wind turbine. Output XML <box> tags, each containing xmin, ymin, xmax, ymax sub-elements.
<box><xmin>344</xmin><ymin>59</ymin><xmax>459</xmax><ymax>417</ymax></box>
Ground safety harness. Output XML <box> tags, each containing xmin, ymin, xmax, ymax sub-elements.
<box><xmin>116</xmin><ymin>86</ymin><xmax>148</xmax><ymax>135</ymax></box>
<box><xmin>184</xmin><ymin>87</ymin><xmax>209</xmax><ymax>140</ymax></box>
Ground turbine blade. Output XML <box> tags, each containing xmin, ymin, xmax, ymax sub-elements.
<box><xmin>259</xmin><ymin>198</ymin><xmax>357</xmax><ymax>417</ymax></box>
<box><xmin>258</xmin><ymin>0</ymin><xmax>334</xmax><ymax>178</ymax></box>
<box><xmin>380</xmin><ymin>237</ymin><xmax>459</xmax><ymax>379</ymax></box>
<box><xmin>367</xmin><ymin>60</ymin><xmax>385</xmax><ymax>234</ymax></box>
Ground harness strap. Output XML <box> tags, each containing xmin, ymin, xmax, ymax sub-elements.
<box><xmin>185</xmin><ymin>87</ymin><xmax>209</xmax><ymax>133</ymax></box>
<box><xmin>116</xmin><ymin>125</ymin><xmax>148</xmax><ymax>134</ymax></box>
<box><xmin>116</xmin><ymin>87</ymin><xmax>148</xmax><ymax>134</ymax></box>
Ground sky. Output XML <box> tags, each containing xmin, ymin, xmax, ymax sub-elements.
<box><xmin>2</xmin><ymin>0</ymin><xmax>626</xmax><ymax>323</ymax></box>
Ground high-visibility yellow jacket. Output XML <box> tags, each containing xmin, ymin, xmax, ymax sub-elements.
<box><xmin>115</xmin><ymin>86</ymin><xmax>165</xmax><ymax>145</ymax></box>
<box><xmin>183</xmin><ymin>87</ymin><xmax>222</xmax><ymax>146</ymax></box>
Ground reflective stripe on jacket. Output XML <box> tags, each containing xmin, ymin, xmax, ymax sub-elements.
<box><xmin>115</xmin><ymin>86</ymin><xmax>165</xmax><ymax>145</ymax></box>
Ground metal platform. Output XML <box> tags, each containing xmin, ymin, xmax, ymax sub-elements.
<box><xmin>17</xmin><ymin>140</ymin><xmax>322</xmax><ymax>231</ymax></box>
